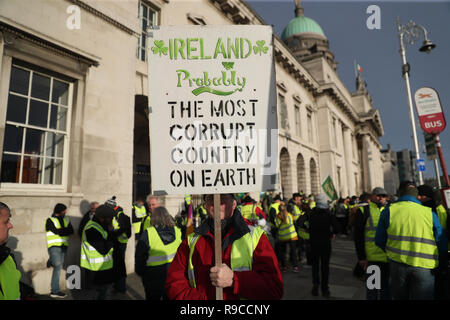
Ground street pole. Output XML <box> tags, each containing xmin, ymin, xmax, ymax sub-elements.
<box><xmin>398</xmin><ymin>39</ymin><xmax>423</xmax><ymax>185</ymax></box>
<box><xmin>435</xmin><ymin>134</ymin><xmax>450</xmax><ymax>187</ymax></box>
<box><xmin>434</xmin><ymin>158</ymin><xmax>442</xmax><ymax>188</ymax></box>
<box><xmin>397</xmin><ymin>17</ymin><xmax>432</xmax><ymax>185</ymax></box>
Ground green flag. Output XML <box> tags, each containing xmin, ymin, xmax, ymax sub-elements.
<box><xmin>321</xmin><ymin>176</ymin><xmax>338</xmax><ymax>201</ymax></box>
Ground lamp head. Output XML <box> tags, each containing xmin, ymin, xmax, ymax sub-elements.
<box><xmin>419</xmin><ymin>39</ymin><xmax>436</xmax><ymax>53</ymax></box>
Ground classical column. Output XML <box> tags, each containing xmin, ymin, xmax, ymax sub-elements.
<box><xmin>342</xmin><ymin>126</ymin><xmax>355</xmax><ymax>196</ymax></box>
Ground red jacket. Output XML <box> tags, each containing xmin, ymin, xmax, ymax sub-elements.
<box><xmin>165</xmin><ymin>211</ymin><xmax>283</xmax><ymax>300</ymax></box>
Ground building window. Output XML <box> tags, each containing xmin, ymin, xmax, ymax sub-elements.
<box><xmin>307</xmin><ymin>111</ymin><xmax>313</xmax><ymax>143</ymax></box>
<box><xmin>294</xmin><ymin>105</ymin><xmax>301</xmax><ymax>137</ymax></box>
<box><xmin>1</xmin><ymin>63</ymin><xmax>71</xmax><ymax>186</ymax></box>
<box><xmin>278</xmin><ymin>94</ymin><xmax>288</xmax><ymax>130</ymax></box>
<box><xmin>138</xmin><ymin>1</ymin><xmax>158</xmax><ymax>62</ymax></box>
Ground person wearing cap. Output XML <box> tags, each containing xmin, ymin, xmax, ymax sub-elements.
<box><xmin>105</xmin><ymin>197</ymin><xmax>131</xmax><ymax>295</ymax></box>
<box><xmin>132</xmin><ymin>197</ymin><xmax>148</xmax><ymax>239</ymax></box>
<box><xmin>375</xmin><ymin>181</ymin><xmax>447</xmax><ymax>300</ymax></box>
<box><xmin>165</xmin><ymin>193</ymin><xmax>283</xmax><ymax>300</ymax></box>
<box><xmin>45</xmin><ymin>203</ymin><xmax>73</xmax><ymax>298</ymax></box>
<box><xmin>353</xmin><ymin>187</ymin><xmax>390</xmax><ymax>300</ymax></box>
<box><xmin>417</xmin><ymin>184</ymin><xmax>449</xmax><ymax>300</ymax></box>
<box><xmin>268</xmin><ymin>194</ymin><xmax>282</xmax><ymax>259</ymax></box>
<box><xmin>80</xmin><ymin>204</ymin><xmax>115</xmax><ymax>300</ymax></box>
<box><xmin>288</xmin><ymin>193</ymin><xmax>308</xmax><ymax>264</ymax></box>
<box><xmin>300</xmin><ymin>194</ymin><xmax>339</xmax><ymax>297</ymax></box>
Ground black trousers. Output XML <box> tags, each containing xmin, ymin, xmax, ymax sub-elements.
<box><xmin>311</xmin><ymin>244</ymin><xmax>331</xmax><ymax>290</ymax></box>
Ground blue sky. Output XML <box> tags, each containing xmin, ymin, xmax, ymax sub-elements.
<box><xmin>248</xmin><ymin>0</ymin><xmax>450</xmax><ymax>181</ymax></box>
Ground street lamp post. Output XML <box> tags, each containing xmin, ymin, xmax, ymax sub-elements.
<box><xmin>396</xmin><ymin>17</ymin><xmax>436</xmax><ymax>186</ymax></box>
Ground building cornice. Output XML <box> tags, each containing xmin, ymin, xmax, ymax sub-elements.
<box><xmin>66</xmin><ymin>0</ymin><xmax>138</xmax><ymax>36</ymax></box>
<box><xmin>315</xmin><ymin>83</ymin><xmax>358</xmax><ymax>123</ymax></box>
<box><xmin>0</xmin><ymin>19</ymin><xmax>100</xmax><ymax>67</ymax></box>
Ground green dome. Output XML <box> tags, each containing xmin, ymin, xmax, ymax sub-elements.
<box><xmin>281</xmin><ymin>16</ymin><xmax>326</xmax><ymax>41</ymax></box>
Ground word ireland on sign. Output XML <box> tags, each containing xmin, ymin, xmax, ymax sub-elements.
<box><xmin>148</xmin><ymin>25</ymin><xmax>278</xmax><ymax>195</ymax></box>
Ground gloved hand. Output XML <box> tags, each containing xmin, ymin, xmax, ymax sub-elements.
<box><xmin>257</xmin><ymin>219</ymin><xmax>267</xmax><ymax>227</ymax></box>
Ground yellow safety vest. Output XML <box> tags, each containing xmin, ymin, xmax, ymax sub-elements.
<box><xmin>187</xmin><ymin>226</ymin><xmax>264</xmax><ymax>289</ymax></box>
<box><xmin>0</xmin><ymin>255</ymin><xmax>21</xmax><ymax>300</ymax></box>
<box><xmin>240</xmin><ymin>204</ymin><xmax>258</xmax><ymax>221</ymax></box>
<box><xmin>113</xmin><ymin>211</ymin><xmax>129</xmax><ymax>244</ymax></box>
<box><xmin>362</xmin><ymin>203</ymin><xmax>387</xmax><ymax>262</ymax></box>
<box><xmin>132</xmin><ymin>205</ymin><xmax>148</xmax><ymax>234</ymax></box>
<box><xmin>275</xmin><ymin>213</ymin><xmax>298</xmax><ymax>241</ymax></box>
<box><xmin>436</xmin><ymin>204</ymin><xmax>447</xmax><ymax>231</ymax></box>
<box><xmin>46</xmin><ymin>217</ymin><xmax>70</xmax><ymax>248</ymax></box>
<box><xmin>386</xmin><ymin>201</ymin><xmax>438</xmax><ymax>269</ymax></box>
<box><xmin>146</xmin><ymin>226</ymin><xmax>182</xmax><ymax>267</ymax></box>
<box><xmin>295</xmin><ymin>205</ymin><xmax>309</xmax><ymax>240</ymax></box>
<box><xmin>80</xmin><ymin>220</ymin><xmax>114</xmax><ymax>271</ymax></box>
<box><xmin>269</xmin><ymin>202</ymin><xmax>281</xmax><ymax>228</ymax></box>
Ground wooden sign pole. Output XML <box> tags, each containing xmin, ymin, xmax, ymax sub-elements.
<box><xmin>213</xmin><ymin>194</ymin><xmax>223</xmax><ymax>300</ymax></box>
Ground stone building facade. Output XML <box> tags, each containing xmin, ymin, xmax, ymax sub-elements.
<box><xmin>0</xmin><ymin>0</ymin><xmax>384</xmax><ymax>293</ymax></box>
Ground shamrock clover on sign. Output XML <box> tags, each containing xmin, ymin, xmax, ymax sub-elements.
<box><xmin>253</xmin><ymin>40</ymin><xmax>268</xmax><ymax>55</ymax></box>
<box><xmin>151</xmin><ymin>40</ymin><xmax>168</xmax><ymax>56</ymax></box>
<box><xmin>222</xmin><ymin>61</ymin><xmax>234</xmax><ymax>70</ymax></box>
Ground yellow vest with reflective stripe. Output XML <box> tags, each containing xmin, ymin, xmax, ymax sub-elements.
<box><xmin>0</xmin><ymin>255</ymin><xmax>21</xmax><ymax>300</ymax></box>
<box><xmin>46</xmin><ymin>217</ymin><xmax>70</xmax><ymax>248</ymax></box>
<box><xmin>294</xmin><ymin>205</ymin><xmax>309</xmax><ymax>240</ymax></box>
<box><xmin>80</xmin><ymin>220</ymin><xmax>114</xmax><ymax>271</ymax></box>
<box><xmin>113</xmin><ymin>211</ymin><xmax>129</xmax><ymax>244</ymax></box>
<box><xmin>436</xmin><ymin>204</ymin><xmax>447</xmax><ymax>231</ymax></box>
<box><xmin>363</xmin><ymin>203</ymin><xmax>387</xmax><ymax>262</ymax></box>
<box><xmin>269</xmin><ymin>202</ymin><xmax>281</xmax><ymax>228</ymax></box>
<box><xmin>386</xmin><ymin>201</ymin><xmax>438</xmax><ymax>269</ymax></box>
<box><xmin>275</xmin><ymin>213</ymin><xmax>298</xmax><ymax>241</ymax></box>
<box><xmin>240</xmin><ymin>204</ymin><xmax>257</xmax><ymax>221</ymax></box>
<box><xmin>146</xmin><ymin>226</ymin><xmax>182</xmax><ymax>267</ymax></box>
<box><xmin>187</xmin><ymin>226</ymin><xmax>264</xmax><ymax>289</ymax></box>
<box><xmin>132</xmin><ymin>205</ymin><xmax>147</xmax><ymax>234</ymax></box>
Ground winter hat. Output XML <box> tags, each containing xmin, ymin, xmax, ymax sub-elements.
<box><xmin>418</xmin><ymin>185</ymin><xmax>434</xmax><ymax>200</ymax></box>
<box><xmin>315</xmin><ymin>194</ymin><xmax>329</xmax><ymax>209</ymax></box>
<box><xmin>105</xmin><ymin>196</ymin><xmax>117</xmax><ymax>208</ymax></box>
<box><xmin>95</xmin><ymin>204</ymin><xmax>115</xmax><ymax>219</ymax></box>
<box><xmin>53</xmin><ymin>203</ymin><xmax>67</xmax><ymax>214</ymax></box>
<box><xmin>372</xmin><ymin>187</ymin><xmax>388</xmax><ymax>196</ymax></box>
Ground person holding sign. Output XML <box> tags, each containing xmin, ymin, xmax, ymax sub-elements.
<box><xmin>165</xmin><ymin>193</ymin><xmax>283</xmax><ymax>300</ymax></box>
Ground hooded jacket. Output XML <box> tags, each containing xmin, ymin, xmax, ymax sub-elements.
<box><xmin>165</xmin><ymin>209</ymin><xmax>283</xmax><ymax>300</ymax></box>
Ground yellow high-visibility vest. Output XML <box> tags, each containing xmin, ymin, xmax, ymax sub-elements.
<box><xmin>80</xmin><ymin>220</ymin><xmax>113</xmax><ymax>271</ymax></box>
<box><xmin>0</xmin><ymin>255</ymin><xmax>21</xmax><ymax>300</ymax></box>
<box><xmin>132</xmin><ymin>205</ymin><xmax>148</xmax><ymax>234</ymax></box>
<box><xmin>146</xmin><ymin>226</ymin><xmax>182</xmax><ymax>267</ymax></box>
<box><xmin>187</xmin><ymin>226</ymin><xmax>264</xmax><ymax>289</ymax></box>
<box><xmin>45</xmin><ymin>217</ymin><xmax>70</xmax><ymax>248</ymax></box>
<box><xmin>386</xmin><ymin>201</ymin><xmax>438</xmax><ymax>269</ymax></box>
<box><xmin>362</xmin><ymin>203</ymin><xmax>387</xmax><ymax>262</ymax></box>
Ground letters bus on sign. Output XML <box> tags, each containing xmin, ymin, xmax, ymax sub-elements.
<box><xmin>414</xmin><ymin>87</ymin><xmax>446</xmax><ymax>134</ymax></box>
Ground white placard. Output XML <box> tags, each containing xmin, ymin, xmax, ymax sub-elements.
<box><xmin>148</xmin><ymin>25</ymin><xmax>278</xmax><ymax>195</ymax></box>
<box><xmin>414</xmin><ymin>87</ymin><xmax>442</xmax><ymax>116</ymax></box>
